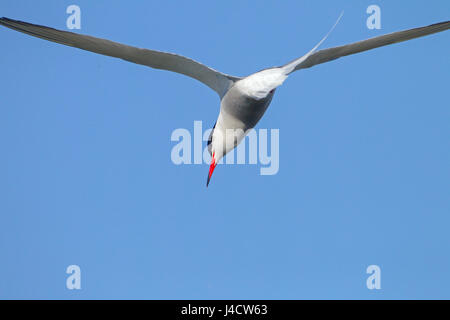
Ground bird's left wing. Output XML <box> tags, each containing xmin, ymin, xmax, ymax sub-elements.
<box><xmin>0</xmin><ymin>17</ymin><xmax>240</xmax><ymax>98</ymax></box>
<box><xmin>284</xmin><ymin>20</ymin><xmax>450</xmax><ymax>73</ymax></box>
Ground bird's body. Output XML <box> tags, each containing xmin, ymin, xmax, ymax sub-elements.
<box><xmin>212</xmin><ymin>69</ymin><xmax>281</xmax><ymax>162</ymax></box>
<box><xmin>0</xmin><ymin>15</ymin><xmax>448</xmax><ymax>186</ymax></box>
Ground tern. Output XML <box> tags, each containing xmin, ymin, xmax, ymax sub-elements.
<box><xmin>0</xmin><ymin>15</ymin><xmax>449</xmax><ymax>186</ymax></box>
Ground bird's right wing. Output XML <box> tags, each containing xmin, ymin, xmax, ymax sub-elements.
<box><xmin>285</xmin><ymin>20</ymin><xmax>450</xmax><ymax>73</ymax></box>
<box><xmin>0</xmin><ymin>17</ymin><xmax>240</xmax><ymax>98</ymax></box>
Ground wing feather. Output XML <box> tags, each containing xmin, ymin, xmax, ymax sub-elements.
<box><xmin>0</xmin><ymin>17</ymin><xmax>240</xmax><ymax>98</ymax></box>
<box><xmin>288</xmin><ymin>20</ymin><xmax>450</xmax><ymax>72</ymax></box>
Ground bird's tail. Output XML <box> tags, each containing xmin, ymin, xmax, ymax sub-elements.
<box><xmin>282</xmin><ymin>11</ymin><xmax>344</xmax><ymax>74</ymax></box>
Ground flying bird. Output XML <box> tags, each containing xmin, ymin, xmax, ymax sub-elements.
<box><xmin>0</xmin><ymin>15</ymin><xmax>449</xmax><ymax>186</ymax></box>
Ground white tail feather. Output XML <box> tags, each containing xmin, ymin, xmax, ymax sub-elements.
<box><xmin>282</xmin><ymin>11</ymin><xmax>344</xmax><ymax>74</ymax></box>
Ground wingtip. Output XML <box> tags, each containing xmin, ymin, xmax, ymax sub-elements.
<box><xmin>0</xmin><ymin>17</ymin><xmax>16</xmax><ymax>27</ymax></box>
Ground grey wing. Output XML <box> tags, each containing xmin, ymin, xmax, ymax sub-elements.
<box><xmin>0</xmin><ymin>17</ymin><xmax>240</xmax><ymax>98</ymax></box>
<box><xmin>287</xmin><ymin>20</ymin><xmax>450</xmax><ymax>72</ymax></box>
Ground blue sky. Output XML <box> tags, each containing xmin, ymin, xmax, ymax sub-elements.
<box><xmin>0</xmin><ymin>0</ymin><xmax>449</xmax><ymax>299</ymax></box>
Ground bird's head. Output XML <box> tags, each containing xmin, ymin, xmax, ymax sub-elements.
<box><xmin>206</xmin><ymin>123</ymin><xmax>246</xmax><ymax>187</ymax></box>
<box><xmin>206</xmin><ymin>126</ymin><xmax>226</xmax><ymax>187</ymax></box>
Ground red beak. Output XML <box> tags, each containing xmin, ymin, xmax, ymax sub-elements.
<box><xmin>206</xmin><ymin>152</ymin><xmax>217</xmax><ymax>187</ymax></box>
